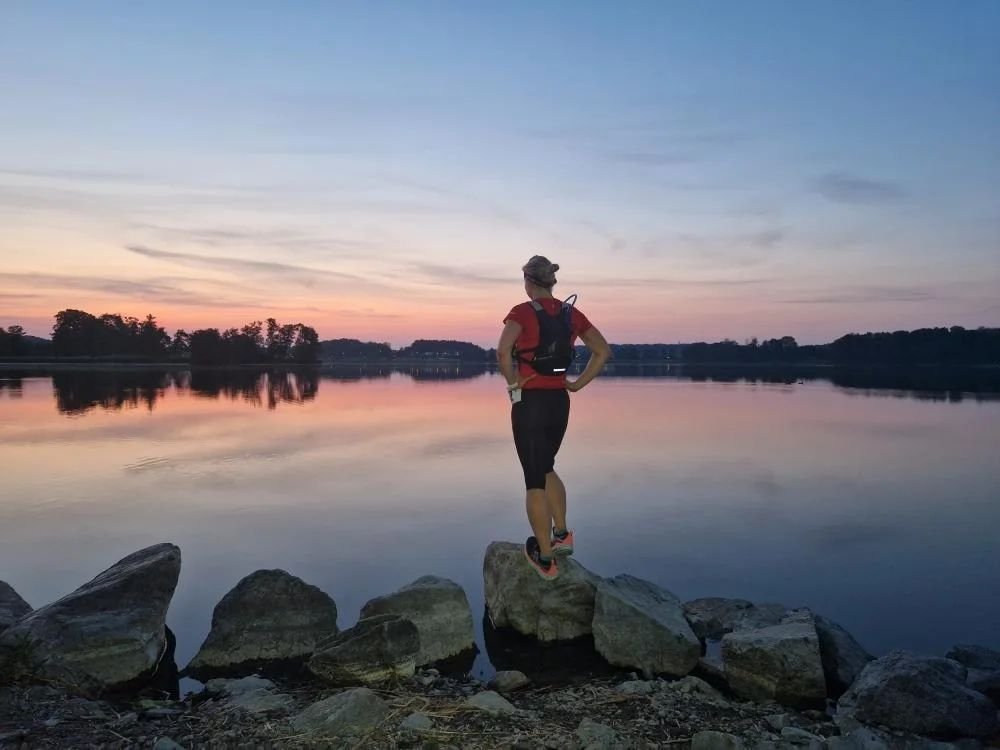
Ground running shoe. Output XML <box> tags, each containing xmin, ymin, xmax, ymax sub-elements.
<box><xmin>551</xmin><ymin>528</ymin><xmax>575</xmax><ymax>556</ymax></box>
<box><xmin>523</xmin><ymin>536</ymin><xmax>559</xmax><ymax>581</ymax></box>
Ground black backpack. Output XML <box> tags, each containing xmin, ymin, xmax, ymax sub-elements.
<box><xmin>515</xmin><ymin>295</ymin><xmax>578</xmax><ymax>375</ymax></box>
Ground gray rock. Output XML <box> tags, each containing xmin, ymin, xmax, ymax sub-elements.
<box><xmin>966</xmin><ymin>667</ymin><xmax>1000</xmax><ymax>704</ymax></box>
<box><xmin>291</xmin><ymin>687</ymin><xmax>390</xmax><ymax>735</ymax></box>
<box><xmin>815</xmin><ymin>614</ymin><xmax>873</xmax><ymax>696</ymax></box>
<box><xmin>576</xmin><ymin>718</ymin><xmax>624</xmax><ymax>749</ymax></box>
<box><xmin>765</xmin><ymin>714</ymin><xmax>790</xmax><ymax>731</ymax></box>
<box><xmin>945</xmin><ymin>645</ymin><xmax>1000</xmax><ymax>672</ymax></box>
<box><xmin>483</xmin><ymin>541</ymin><xmax>602</xmax><ymax>641</ymax></box>
<box><xmin>838</xmin><ymin>650</ymin><xmax>998</xmax><ymax>739</ymax></box>
<box><xmin>615</xmin><ymin>679</ymin><xmax>655</xmax><ymax>695</ymax></box>
<box><xmin>360</xmin><ymin>575</ymin><xmax>474</xmax><ymax>667</ymax></box>
<box><xmin>593</xmin><ymin>574</ymin><xmax>700</xmax><ymax>678</ymax></box>
<box><xmin>400</xmin><ymin>711</ymin><xmax>433</xmax><ymax>731</ymax></box>
<box><xmin>0</xmin><ymin>581</ymin><xmax>31</xmax><ymax>632</ymax></box>
<box><xmin>227</xmin><ymin>688</ymin><xmax>293</xmax><ymax>714</ymax></box>
<box><xmin>465</xmin><ymin>690</ymin><xmax>516</xmax><ymax>715</ymax></box>
<box><xmin>489</xmin><ymin>669</ymin><xmax>530</xmax><ymax>693</ymax></box>
<box><xmin>0</xmin><ymin>543</ymin><xmax>180</xmax><ymax>691</ymax></box>
<box><xmin>721</xmin><ymin>610</ymin><xmax>826</xmax><ymax>708</ymax></box>
<box><xmin>684</xmin><ymin>598</ymin><xmax>786</xmax><ymax>641</ymax></box>
<box><xmin>204</xmin><ymin>675</ymin><xmax>276</xmax><ymax>697</ymax></box>
<box><xmin>692</xmin><ymin>730</ymin><xmax>746</xmax><ymax>750</ymax></box>
<box><xmin>308</xmin><ymin>614</ymin><xmax>419</xmax><ymax>685</ymax></box>
<box><xmin>669</xmin><ymin>675</ymin><xmax>729</xmax><ymax>704</ymax></box>
<box><xmin>780</xmin><ymin>727</ymin><xmax>824</xmax><ymax>748</ymax></box>
<box><xmin>152</xmin><ymin>739</ymin><xmax>186</xmax><ymax>750</ymax></box>
<box><xmin>829</xmin><ymin>725</ymin><xmax>986</xmax><ymax>750</ymax></box>
<box><xmin>184</xmin><ymin>569</ymin><xmax>338</xmax><ymax>680</ymax></box>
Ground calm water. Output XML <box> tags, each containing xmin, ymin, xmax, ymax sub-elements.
<box><xmin>1</xmin><ymin>367</ymin><xmax>998</xmax><ymax>681</ymax></box>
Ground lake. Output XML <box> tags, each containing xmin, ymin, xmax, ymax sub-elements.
<box><xmin>1</xmin><ymin>366</ymin><xmax>998</xmax><ymax>683</ymax></box>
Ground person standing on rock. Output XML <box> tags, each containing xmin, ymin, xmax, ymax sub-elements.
<box><xmin>497</xmin><ymin>256</ymin><xmax>611</xmax><ymax>580</ymax></box>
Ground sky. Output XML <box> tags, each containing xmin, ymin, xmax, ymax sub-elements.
<box><xmin>1</xmin><ymin>1</ymin><xmax>998</xmax><ymax>346</ymax></box>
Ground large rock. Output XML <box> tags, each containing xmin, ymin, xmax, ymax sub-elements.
<box><xmin>828</xmin><ymin>725</ymin><xmax>986</xmax><ymax>750</ymax></box>
<box><xmin>721</xmin><ymin>609</ymin><xmax>826</xmax><ymax>708</ymax></box>
<box><xmin>966</xmin><ymin>668</ymin><xmax>1000</xmax><ymax>705</ymax></box>
<box><xmin>592</xmin><ymin>574</ymin><xmax>700</xmax><ymax>677</ymax></box>
<box><xmin>683</xmin><ymin>597</ymin><xmax>786</xmax><ymax>641</ymax></box>
<box><xmin>308</xmin><ymin>614</ymin><xmax>419</xmax><ymax>685</ymax></box>
<box><xmin>0</xmin><ymin>543</ymin><xmax>180</xmax><ymax>692</ymax></box>
<box><xmin>838</xmin><ymin>651</ymin><xmax>998</xmax><ymax>739</ymax></box>
<box><xmin>360</xmin><ymin>575</ymin><xmax>474</xmax><ymax>667</ymax></box>
<box><xmin>291</xmin><ymin>687</ymin><xmax>389</xmax><ymax>735</ymax></box>
<box><xmin>0</xmin><ymin>582</ymin><xmax>32</xmax><ymax>633</ymax></box>
<box><xmin>184</xmin><ymin>569</ymin><xmax>338</xmax><ymax>680</ymax></box>
<box><xmin>483</xmin><ymin>541</ymin><xmax>602</xmax><ymax>641</ymax></box>
<box><xmin>815</xmin><ymin>614</ymin><xmax>873</xmax><ymax>696</ymax></box>
<box><xmin>946</xmin><ymin>644</ymin><xmax>1000</xmax><ymax>672</ymax></box>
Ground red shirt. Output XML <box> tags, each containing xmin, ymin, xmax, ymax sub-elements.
<box><xmin>504</xmin><ymin>298</ymin><xmax>593</xmax><ymax>390</ymax></box>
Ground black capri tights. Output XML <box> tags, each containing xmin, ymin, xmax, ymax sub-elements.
<box><xmin>511</xmin><ymin>389</ymin><xmax>571</xmax><ymax>490</ymax></box>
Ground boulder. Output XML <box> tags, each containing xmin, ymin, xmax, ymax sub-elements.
<box><xmin>721</xmin><ymin>609</ymin><xmax>826</xmax><ymax>708</ymax></box>
<box><xmin>0</xmin><ymin>582</ymin><xmax>31</xmax><ymax>632</ymax></box>
<box><xmin>483</xmin><ymin>541</ymin><xmax>602</xmax><ymax>641</ymax></box>
<box><xmin>489</xmin><ymin>670</ymin><xmax>530</xmax><ymax>693</ymax></box>
<box><xmin>0</xmin><ymin>543</ymin><xmax>180</xmax><ymax>692</ymax></box>
<box><xmin>291</xmin><ymin>687</ymin><xmax>389</xmax><ymax>735</ymax></box>
<box><xmin>966</xmin><ymin>668</ymin><xmax>1000</xmax><ymax>705</ymax></box>
<box><xmin>308</xmin><ymin>614</ymin><xmax>419</xmax><ymax>685</ymax></box>
<box><xmin>946</xmin><ymin>644</ymin><xmax>1000</xmax><ymax>672</ymax></box>
<box><xmin>593</xmin><ymin>574</ymin><xmax>700</xmax><ymax>677</ymax></box>
<box><xmin>184</xmin><ymin>569</ymin><xmax>338</xmax><ymax>680</ymax></box>
<box><xmin>838</xmin><ymin>650</ymin><xmax>998</xmax><ymax>739</ymax></box>
<box><xmin>815</xmin><ymin>614</ymin><xmax>873</xmax><ymax>696</ymax></box>
<box><xmin>683</xmin><ymin>597</ymin><xmax>786</xmax><ymax>641</ymax></box>
<box><xmin>360</xmin><ymin>575</ymin><xmax>474</xmax><ymax>666</ymax></box>
<box><xmin>464</xmin><ymin>690</ymin><xmax>517</xmax><ymax>715</ymax></box>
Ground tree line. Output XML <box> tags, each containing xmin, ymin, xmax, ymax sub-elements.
<box><xmin>2</xmin><ymin>313</ymin><xmax>998</xmax><ymax>366</ymax></box>
<box><xmin>0</xmin><ymin>309</ymin><xmax>320</xmax><ymax>364</ymax></box>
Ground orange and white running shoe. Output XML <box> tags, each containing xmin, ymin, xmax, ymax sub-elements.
<box><xmin>524</xmin><ymin>536</ymin><xmax>559</xmax><ymax>581</ymax></box>
<box><xmin>551</xmin><ymin>528</ymin><xmax>574</xmax><ymax>556</ymax></box>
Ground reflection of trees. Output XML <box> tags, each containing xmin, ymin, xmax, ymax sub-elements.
<box><xmin>53</xmin><ymin>370</ymin><xmax>172</xmax><ymax>415</ymax></box>
<box><xmin>188</xmin><ymin>369</ymin><xmax>319</xmax><ymax>410</ymax></box>
<box><xmin>50</xmin><ymin>368</ymin><xmax>320</xmax><ymax>415</ymax></box>
<box><xmin>0</xmin><ymin>375</ymin><xmax>24</xmax><ymax>398</ymax></box>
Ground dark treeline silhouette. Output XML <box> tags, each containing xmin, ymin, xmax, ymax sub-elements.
<box><xmin>0</xmin><ymin>309</ymin><xmax>321</xmax><ymax>364</ymax></box>
<box><xmin>828</xmin><ymin>327</ymin><xmax>1000</xmax><ymax>365</ymax></box>
<box><xmin>4</xmin><ymin>312</ymin><xmax>998</xmax><ymax>366</ymax></box>
<box><xmin>0</xmin><ymin>326</ymin><xmax>52</xmax><ymax>357</ymax></box>
<box><xmin>675</xmin><ymin>327</ymin><xmax>1000</xmax><ymax>365</ymax></box>
<box><xmin>320</xmin><ymin>338</ymin><xmax>495</xmax><ymax>362</ymax></box>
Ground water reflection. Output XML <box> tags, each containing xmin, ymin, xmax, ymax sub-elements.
<box><xmin>3</xmin><ymin>364</ymin><xmax>998</xmax><ymax>417</ymax></box>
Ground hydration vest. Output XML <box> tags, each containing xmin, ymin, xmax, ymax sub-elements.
<box><xmin>514</xmin><ymin>296</ymin><xmax>577</xmax><ymax>375</ymax></box>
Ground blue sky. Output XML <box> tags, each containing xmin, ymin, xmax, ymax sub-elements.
<box><xmin>1</xmin><ymin>1</ymin><xmax>998</xmax><ymax>344</ymax></box>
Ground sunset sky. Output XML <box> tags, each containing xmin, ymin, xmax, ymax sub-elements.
<box><xmin>2</xmin><ymin>2</ymin><xmax>998</xmax><ymax>346</ymax></box>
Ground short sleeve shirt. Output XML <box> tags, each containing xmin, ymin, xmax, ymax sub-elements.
<box><xmin>504</xmin><ymin>298</ymin><xmax>593</xmax><ymax>390</ymax></box>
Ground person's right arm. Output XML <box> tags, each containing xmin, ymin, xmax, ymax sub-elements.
<box><xmin>566</xmin><ymin>326</ymin><xmax>611</xmax><ymax>392</ymax></box>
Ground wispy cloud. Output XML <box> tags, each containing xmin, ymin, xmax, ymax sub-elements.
<box><xmin>126</xmin><ymin>244</ymin><xmax>372</xmax><ymax>288</ymax></box>
<box><xmin>0</xmin><ymin>271</ymin><xmax>317</xmax><ymax>310</ymax></box>
<box><xmin>813</xmin><ymin>172</ymin><xmax>906</xmax><ymax>205</ymax></box>
<box><xmin>410</xmin><ymin>262</ymin><xmax>510</xmax><ymax>287</ymax></box>
<box><xmin>0</xmin><ymin>166</ymin><xmax>145</xmax><ymax>183</ymax></box>
<box><xmin>779</xmin><ymin>285</ymin><xmax>936</xmax><ymax>304</ymax></box>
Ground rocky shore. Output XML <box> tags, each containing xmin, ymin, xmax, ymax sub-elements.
<box><xmin>1</xmin><ymin>542</ymin><xmax>998</xmax><ymax>749</ymax></box>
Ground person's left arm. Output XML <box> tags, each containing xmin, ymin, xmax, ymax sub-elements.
<box><xmin>497</xmin><ymin>320</ymin><xmax>535</xmax><ymax>389</ymax></box>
